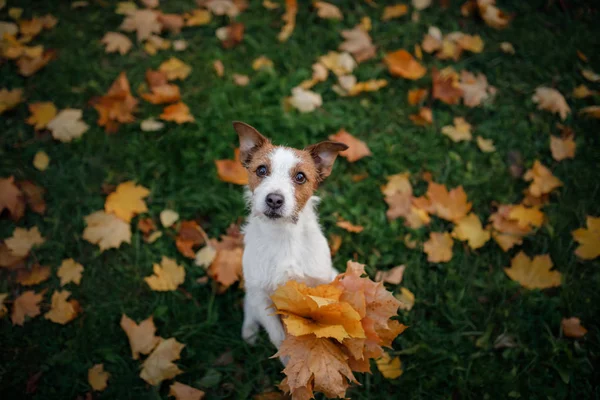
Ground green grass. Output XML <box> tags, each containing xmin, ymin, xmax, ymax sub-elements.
<box><xmin>1</xmin><ymin>0</ymin><xmax>599</xmax><ymax>399</ymax></box>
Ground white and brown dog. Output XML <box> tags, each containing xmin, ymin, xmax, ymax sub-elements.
<box><xmin>233</xmin><ymin>121</ymin><xmax>348</xmax><ymax>349</ymax></box>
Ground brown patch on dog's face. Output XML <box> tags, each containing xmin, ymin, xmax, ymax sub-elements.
<box><xmin>246</xmin><ymin>142</ymin><xmax>275</xmax><ymax>192</ymax></box>
<box><xmin>290</xmin><ymin>148</ymin><xmax>320</xmax><ymax>215</ymax></box>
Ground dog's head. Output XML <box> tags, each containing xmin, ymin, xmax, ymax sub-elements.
<box><xmin>233</xmin><ymin>121</ymin><xmax>348</xmax><ymax>222</ymax></box>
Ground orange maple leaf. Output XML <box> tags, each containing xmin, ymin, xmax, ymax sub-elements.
<box><xmin>160</xmin><ymin>102</ymin><xmax>195</xmax><ymax>124</ymax></box>
<box><xmin>384</xmin><ymin>49</ymin><xmax>427</xmax><ymax>80</ymax></box>
<box><xmin>92</xmin><ymin>72</ymin><xmax>139</xmax><ymax>133</ymax></box>
<box><xmin>215</xmin><ymin>148</ymin><xmax>248</xmax><ymax>185</ymax></box>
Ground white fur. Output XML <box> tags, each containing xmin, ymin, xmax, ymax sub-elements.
<box><xmin>241</xmin><ymin>148</ymin><xmax>338</xmax><ymax>349</ymax></box>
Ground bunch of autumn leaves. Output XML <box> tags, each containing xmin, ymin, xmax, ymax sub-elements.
<box><xmin>271</xmin><ymin>260</ymin><xmax>407</xmax><ymax>400</ymax></box>
<box><xmin>0</xmin><ymin>177</ymin><xmax>84</xmax><ymax>327</ymax></box>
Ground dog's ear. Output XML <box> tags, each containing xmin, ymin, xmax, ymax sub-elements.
<box><xmin>305</xmin><ymin>141</ymin><xmax>349</xmax><ymax>180</ymax></box>
<box><xmin>233</xmin><ymin>121</ymin><xmax>269</xmax><ymax>167</ymax></box>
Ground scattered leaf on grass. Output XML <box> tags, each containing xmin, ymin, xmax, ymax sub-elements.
<box><xmin>581</xmin><ymin>69</ymin><xmax>600</xmax><ymax>83</ymax></box>
<box><xmin>120</xmin><ymin>314</ymin><xmax>160</xmax><ymax>359</ymax></box>
<box><xmin>233</xmin><ymin>74</ymin><xmax>250</xmax><ymax>86</ymax></box>
<box><xmin>17</xmin><ymin>49</ymin><xmax>56</xmax><ymax>77</ymax></box>
<box><xmin>0</xmin><ymin>176</ymin><xmax>25</xmax><ymax>220</ymax></box>
<box><xmin>278</xmin><ymin>0</ymin><xmax>297</xmax><ymax>42</ymax></box>
<box><xmin>47</xmin><ymin>109</ymin><xmax>89</xmax><ymax>142</ymax></box>
<box><xmin>160</xmin><ymin>102</ymin><xmax>195</xmax><ymax>123</ymax></box>
<box><xmin>314</xmin><ymin>1</ymin><xmax>343</xmax><ymax>20</ymax></box>
<box><xmin>140</xmin><ymin>118</ymin><xmax>164</xmax><ymax>131</ymax></box>
<box><xmin>5</xmin><ymin>227</ymin><xmax>45</xmax><ymax>257</ymax></box>
<box><xmin>176</xmin><ymin>220</ymin><xmax>206</xmax><ymax>258</ymax></box>
<box><xmin>375</xmin><ymin>265</ymin><xmax>405</xmax><ymax>285</ymax></box>
<box><xmin>18</xmin><ymin>181</ymin><xmax>46</xmax><ymax>215</ymax></box>
<box><xmin>33</xmin><ymin>151</ymin><xmax>50</xmax><ymax>171</ymax></box>
<box><xmin>288</xmin><ymin>87</ymin><xmax>322</xmax><ymax>113</ymax></box>
<box><xmin>88</xmin><ymin>364</ymin><xmax>110</xmax><ymax>391</ymax></box>
<box><xmin>120</xmin><ymin>9</ymin><xmax>161</xmax><ymax>41</ymax></box>
<box><xmin>82</xmin><ymin>210</ymin><xmax>132</xmax><ymax>251</ymax></box>
<box><xmin>432</xmin><ymin>67</ymin><xmax>463</xmax><ymax>105</ymax></box>
<box><xmin>101</xmin><ymin>32</ymin><xmax>132</xmax><ymax>55</ymax></box>
<box><xmin>423</xmin><ymin>232</ymin><xmax>453</xmax><ymax>262</ymax></box>
<box><xmin>208</xmin><ymin>237</ymin><xmax>243</xmax><ymax>290</ymax></box>
<box><xmin>572</xmin><ymin>85</ymin><xmax>594</xmax><ymax>99</ymax></box>
<box><xmin>215</xmin><ymin>148</ymin><xmax>248</xmax><ymax>185</ymax></box>
<box><xmin>572</xmin><ymin>216</ymin><xmax>600</xmax><ymax>260</ymax></box>
<box><xmin>382</xmin><ymin>4</ymin><xmax>408</xmax><ymax>20</ymax></box>
<box><xmin>16</xmin><ymin>264</ymin><xmax>51</xmax><ymax>286</ymax></box>
<box><xmin>500</xmin><ymin>41</ymin><xmax>515</xmax><ymax>54</ymax></box>
<box><xmin>195</xmin><ymin>245</ymin><xmax>217</xmax><ymax>268</ymax></box>
<box><xmin>503</xmin><ymin>252</ymin><xmax>561</xmax><ymax>289</ymax></box>
<box><xmin>252</xmin><ymin>56</ymin><xmax>274</xmax><ymax>71</ymax></box>
<box><xmin>459</xmin><ymin>70</ymin><xmax>495</xmax><ymax>107</ymax></box>
<box><xmin>419</xmin><ymin>182</ymin><xmax>472</xmax><ymax>222</ymax></box>
<box><xmin>160</xmin><ymin>209</ymin><xmax>179</xmax><ymax>228</ymax></box>
<box><xmin>523</xmin><ymin>160</ymin><xmax>562</xmax><ymax>197</ymax></box>
<box><xmin>185</xmin><ymin>9</ymin><xmax>211</xmax><ymax>26</ymax></box>
<box><xmin>12</xmin><ymin>290</ymin><xmax>43</xmax><ymax>326</ymax></box>
<box><xmin>329</xmin><ymin>234</ymin><xmax>342</xmax><ymax>256</ymax></box>
<box><xmin>329</xmin><ymin>129</ymin><xmax>371</xmax><ymax>162</ymax></box>
<box><xmin>476</xmin><ymin>136</ymin><xmax>495</xmax><ymax>152</ymax></box>
<box><xmin>561</xmin><ymin>317</ymin><xmax>587</xmax><ymax>338</ymax></box>
<box><xmin>550</xmin><ymin>135</ymin><xmax>575</xmax><ymax>161</ymax></box>
<box><xmin>384</xmin><ymin>49</ymin><xmax>426</xmax><ymax>80</ymax></box>
<box><xmin>339</xmin><ymin>24</ymin><xmax>376</xmax><ymax>63</ymax></box>
<box><xmin>105</xmin><ymin>181</ymin><xmax>150</xmax><ymax>222</ymax></box>
<box><xmin>409</xmin><ymin>107</ymin><xmax>433</xmax><ymax>126</ymax></box>
<box><xmin>408</xmin><ymin>88</ymin><xmax>428</xmax><ymax>105</ymax></box>
<box><xmin>0</xmin><ymin>88</ymin><xmax>23</xmax><ymax>114</ymax></box>
<box><xmin>145</xmin><ymin>256</ymin><xmax>185</xmax><ymax>291</ymax></box>
<box><xmin>45</xmin><ymin>290</ymin><xmax>80</xmax><ymax>324</ymax></box>
<box><xmin>441</xmin><ymin>117</ymin><xmax>472</xmax><ymax>142</ymax></box>
<box><xmin>376</xmin><ymin>353</ymin><xmax>402</xmax><ymax>379</ymax></box>
<box><xmin>508</xmin><ymin>205</ymin><xmax>544</xmax><ymax>229</ymax></box>
<box><xmin>216</xmin><ymin>22</ymin><xmax>245</xmax><ymax>49</ymax></box>
<box><xmin>477</xmin><ymin>0</ymin><xmax>511</xmax><ymax>29</ymax></box>
<box><xmin>336</xmin><ymin>219</ymin><xmax>364</xmax><ymax>233</ymax></box>
<box><xmin>57</xmin><ymin>258</ymin><xmax>84</xmax><ymax>286</ymax></box>
<box><xmin>532</xmin><ymin>87</ymin><xmax>570</xmax><ymax>121</ymax></box>
<box><xmin>26</xmin><ymin>102</ymin><xmax>57</xmax><ymax>130</ymax></box>
<box><xmin>140</xmin><ymin>338</ymin><xmax>185</xmax><ymax>386</ymax></box>
<box><xmin>159</xmin><ymin>58</ymin><xmax>192</xmax><ymax>81</ymax></box>
<box><xmin>92</xmin><ymin>72</ymin><xmax>138</xmax><ymax>133</ymax></box>
<box><xmin>213</xmin><ymin>60</ymin><xmax>225</xmax><ymax>77</ymax></box>
<box><xmin>173</xmin><ymin>39</ymin><xmax>187</xmax><ymax>51</ymax></box>
<box><xmin>579</xmin><ymin>106</ymin><xmax>600</xmax><ymax>119</ymax></box>
<box><xmin>452</xmin><ymin>213</ymin><xmax>490</xmax><ymax>250</ymax></box>
<box><xmin>169</xmin><ymin>382</ymin><xmax>205</xmax><ymax>400</ymax></box>
<box><xmin>395</xmin><ymin>287</ymin><xmax>415</xmax><ymax>311</ymax></box>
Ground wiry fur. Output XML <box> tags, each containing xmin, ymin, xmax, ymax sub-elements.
<box><xmin>232</xmin><ymin>121</ymin><xmax>347</xmax><ymax>350</ymax></box>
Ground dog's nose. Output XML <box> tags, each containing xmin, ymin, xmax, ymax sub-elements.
<box><xmin>266</xmin><ymin>193</ymin><xmax>284</xmax><ymax>209</ymax></box>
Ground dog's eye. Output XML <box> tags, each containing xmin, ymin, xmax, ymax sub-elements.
<box><xmin>256</xmin><ymin>165</ymin><xmax>268</xmax><ymax>177</ymax></box>
<box><xmin>294</xmin><ymin>172</ymin><xmax>306</xmax><ymax>184</ymax></box>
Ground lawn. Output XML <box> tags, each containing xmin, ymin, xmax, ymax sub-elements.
<box><xmin>1</xmin><ymin>0</ymin><xmax>599</xmax><ymax>399</ymax></box>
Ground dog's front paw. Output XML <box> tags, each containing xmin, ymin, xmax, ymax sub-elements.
<box><xmin>242</xmin><ymin>322</ymin><xmax>259</xmax><ymax>346</ymax></box>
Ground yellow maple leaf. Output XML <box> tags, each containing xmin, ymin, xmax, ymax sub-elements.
<box><xmin>169</xmin><ymin>382</ymin><xmax>205</xmax><ymax>400</ymax></box>
<box><xmin>423</xmin><ymin>182</ymin><xmax>472</xmax><ymax>222</ymax></box>
<box><xmin>523</xmin><ymin>160</ymin><xmax>562</xmax><ymax>197</ymax></box>
<box><xmin>532</xmin><ymin>87</ymin><xmax>570</xmax><ymax>120</ymax></box>
<box><xmin>105</xmin><ymin>181</ymin><xmax>150</xmax><ymax>222</ymax></box>
<box><xmin>375</xmin><ymin>352</ymin><xmax>403</xmax><ymax>379</ymax></box>
<box><xmin>82</xmin><ymin>210</ymin><xmax>132</xmax><ymax>251</ymax></box>
<box><xmin>159</xmin><ymin>57</ymin><xmax>192</xmax><ymax>81</ymax></box>
<box><xmin>88</xmin><ymin>364</ymin><xmax>110</xmax><ymax>391</ymax></box>
<box><xmin>550</xmin><ymin>135</ymin><xmax>576</xmax><ymax>161</ymax></box>
<box><xmin>185</xmin><ymin>9</ymin><xmax>211</xmax><ymax>26</ymax></box>
<box><xmin>26</xmin><ymin>102</ymin><xmax>57</xmax><ymax>130</ymax></box>
<box><xmin>508</xmin><ymin>205</ymin><xmax>544</xmax><ymax>229</ymax></box>
<box><xmin>140</xmin><ymin>338</ymin><xmax>185</xmax><ymax>386</ymax></box>
<box><xmin>423</xmin><ymin>232</ymin><xmax>453</xmax><ymax>262</ymax></box>
<box><xmin>0</xmin><ymin>88</ymin><xmax>23</xmax><ymax>114</ymax></box>
<box><xmin>101</xmin><ymin>32</ymin><xmax>132</xmax><ymax>55</ymax></box>
<box><xmin>452</xmin><ymin>213</ymin><xmax>490</xmax><ymax>249</ymax></box>
<box><xmin>57</xmin><ymin>258</ymin><xmax>84</xmax><ymax>286</ymax></box>
<box><xmin>33</xmin><ymin>151</ymin><xmax>50</xmax><ymax>171</ymax></box>
<box><xmin>120</xmin><ymin>314</ymin><xmax>161</xmax><ymax>359</ymax></box>
<box><xmin>441</xmin><ymin>117</ymin><xmax>472</xmax><ymax>142</ymax></box>
<box><xmin>144</xmin><ymin>256</ymin><xmax>185</xmax><ymax>291</ymax></box>
<box><xmin>45</xmin><ymin>290</ymin><xmax>80</xmax><ymax>324</ymax></box>
<box><xmin>11</xmin><ymin>290</ymin><xmax>43</xmax><ymax>326</ymax></box>
<box><xmin>5</xmin><ymin>226</ymin><xmax>45</xmax><ymax>257</ymax></box>
<box><xmin>16</xmin><ymin>264</ymin><xmax>51</xmax><ymax>286</ymax></box>
<box><xmin>572</xmin><ymin>216</ymin><xmax>600</xmax><ymax>260</ymax></box>
<box><xmin>395</xmin><ymin>287</ymin><xmax>415</xmax><ymax>311</ymax></box>
<box><xmin>252</xmin><ymin>55</ymin><xmax>274</xmax><ymax>71</ymax></box>
<box><xmin>503</xmin><ymin>252</ymin><xmax>561</xmax><ymax>289</ymax></box>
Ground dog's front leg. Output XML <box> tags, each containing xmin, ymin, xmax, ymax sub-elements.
<box><xmin>243</xmin><ymin>289</ymin><xmax>286</xmax><ymax>349</ymax></box>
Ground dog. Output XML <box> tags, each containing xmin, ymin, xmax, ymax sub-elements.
<box><xmin>233</xmin><ymin>121</ymin><xmax>348</xmax><ymax>349</ymax></box>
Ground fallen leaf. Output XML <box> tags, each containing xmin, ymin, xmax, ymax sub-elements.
<box><xmin>120</xmin><ymin>314</ymin><xmax>161</xmax><ymax>359</ymax></box>
<box><xmin>169</xmin><ymin>382</ymin><xmax>205</xmax><ymax>400</ymax></box>
<box><xmin>408</xmin><ymin>88</ymin><xmax>428</xmax><ymax>105</ymax></box>
<box><xmin>45</xmin><ymin>290</ymin><xmax>80</xmax><ymax>324</ymax></box>
<box><xmin>101</xmin><ymin>32</ymin><xmax>132</xmax><ymax>55</ymax></box>
<box><xmin>384</xmin><ymin>49</ymin><xmax>426</xmax><ymax>80</ymax></box>
<box><xmin>336</xmin><ymin>219</ymin><xmax>364</xmax><ymax>233</ymax></box>
<box><xmin>32</xmin><ymin>151</ymin><xmax>50</xmax><ymax>171</ymax></box>
<box><xmin>523</xmin><ymin>160</ymin><xmax>562</xmax><ymax>197</ymax></box>
<box><xmin>140</xmin><ymin>338</ymin><xmax>185</xmax><ymax>386</ymax></box>
<box><xmin>88</xmin><ymin>364</ymin><xmax>110</xmax><ymax>391</ymax></box>
<box><xmin>550</xmin><ymin>135</ymin><xmax>575</xmax><ymax>161</ymax></box>
<box><xmin>145</xmin><ymin>256</ymin><xmax>185</xmax><ymax>291</ymax></box>
<box><xmin>508</xmin><ymin>205</ymin><xmax>544</xmax><ymax>229</ymax></box>
<box><xmin>47</xmin><ymin>109</ymin><xmax>89</xmax><ymax>142</ymax></box>
<box><xmin>319</xmin><ymin>51</ymin><xmax>356</xmax><ymax>76</ymax></box>
<box><xmin>412</xmin><ymin>0</ymin><xmax>431</xmax><ymax>9</ymax></box>
<box><xmin>26</xmin><ymin>102</ymin><xmax>57</xmax><ymax>131</ymax></box>
<box><xmin>208</xmin><ymin>246</ymin><xmax>243</xmax><ymax>289</ymax></box>
<box><xmin>140</xmin><ymin>118</ymin><xmax>165</xmax><ymax>131</ymax></box>
<box><xmin>395</xmin><ymin>287</ymin><xmax>415</xmax><ymax>311</ymax></box>
<box><xmin>476</xmin><ymin>136</ymin><xmax>495</xmax><ymax>152</ymax></box>
<box><xmin>0</xmin><ymin>176</ymin><xmax>25</xmax><ymax>220</ymax></box>
<box><xmin>441</xmin><ymin>117</ymin><xmax>472</xmax><ymax>142</ymax></box>
<box><xmin>120</xmin><ymin>9</ymin><xmax>161</xmax><ymax>41</ymax></box>
<box><xmin>459</xmin><ymin>70</ymin><xmax>495</xmax><ymax>107</ymax></box>
<box><xmin>329</xmin><ymin>234</ymin><xmax>342</xmax><ymax>256</ymax></box>
<box><xmin>216</xmin><ymin>22</ymin><xmax>245</xmax><ymax>49</ymax></box>
<box><xmin>579</xmin><ymin>106</ymin><xmax>600</xmax><ymax>119</ymax></box>
<box><xmin>173</xmin><ymin>39</ymin><xmax>187</xmax><ymax>51</ymax></box>
<box><xmin>421</xmin><ymin>182</ymin><xmax>472</xmax><ymax>222</ymax></box>
<box><xmin>157</xmin><ymin>13</ymin><xmax>183</xmax><ymax>33</ymax></box>
<box><xmin>160</xmin><ymin>209</ymin><xmax>179</xmax><ymax>228</ymax></box>
<box><xmin>329</xmin><ymin>129</ymin><xmax>371</xmax><ymax>162</ymax></box>
<box><xmin>11</xmin><ymin>290</ymin><xmax>43</xmax><ymax>326</ymax></box>
<box><xmin>19</xmin><ymin>18</ymin><xmax>43</xmax><ymax>38</ymax></box>
<box><xmin>213</xmin><ymin>60</ymin><xmax>225</xmax><ymax>77</ymax></box>
<box><xmin>288</xmin><ymin>86</ymin><xmax>323</xmax><ymax>113</ymax></box>
<box><xmin>141</xmin><ymin>80</ymin><xmax>181</xmax><ymax>105</ymax></box>
<box><xmin>572</xmin><ymin>216</ymin><xmax>600</xmax><ymax>260</ymax></box>
<box><xmin>252</xmin><ymin>55</ymin><xmax>274</xmax><ymax>71</ymax></box>
<box><xmin>138</xmin><ymin>218</ymin><xmax>156</xmax><ymax>235</ymax></box>
<box><xmin>185</xmin><ymin>9</ymin><xmax>211</xmax><ymax>26</ymax></box>
<box><xmin>477</xmin><ymin>0</ymin><xmax>510</xmax><ymax>29</ymax></box>
<box><xmin>116</xmin><ymin>1</ymin><xmax>137</xmax><ymax>14</ymax></box>
<box><xmin>278</xmin><ymin>0</ymin><xmax>297</xmax><ymax>42</ymax></box>
<box><xmin>0</xmin><ymin>88</ymin><xmax>23</xmax><ymax>114</ymax></box>
<box><xmin>375</xmin><ymin>265</ymin><xmax>405</xmax><ymax>285</ymax></box>
<box><xmin>17</xmin><ymin>49</ymin><xmax>56</xmax><ymax>77</ymax></box>
<box><xmin>339</xmin><ymin>24</ymin><xmax>376</xmax><ymax>63</ymax></box>
<box><xmin>158</xmin><ymin>58</ymin><xmax>191</xmax><ymax>82</ymax></box>
<box><xmin>105</xmin><ymin>181</ymin><xmax>150</xmax><ymax>222</ymax></box>
<box><xmin>82</xmin><ymin>210</ymin><xmax>132</xmax><ymax>251</ymax></box>
<box><xmin>215</xmin><ymin>148</ymin><xmax>248</xmax><ymax>185</ymax></box>
<box><xmin>432</xmin><ymin>67</ymin><xmax>463</xmax><ymax>105</ymax></box>
<box><xmin>452</xmin><ymin>213</ymin><xmax>490</xmax><ymax>249</ymax></box>
<box><xmin>532</xmin><ymin>87</ymin><xmax>570</xmax><ymax>120</ymax></box>
<box><xmin>195</xmin><ymin>245</ymin><xmax>217</xmax><ymax>268</ymax></box>
<box><xmin>18</xmin><ymin>181</ymin><xmax>46</xmax><ymax>215</ymax></box>
<box><xmin>0</xmin><ymin>293</ymin><xmax>8</xmax><ymax>318</ymax></box>
<box><xmin>500</xmin><ymin>41</ymin><xmax>515</xmax><ymax>54</ymax></box>
<box><xmin>143</xmin><ymin>35</ymin><xmax>171</xmax><ymax>55</ymax></box>
<box><xmin>423</xmin><ymin>232</ymin><xmax>453</xmax><ymax>262</ymax></box>
<box><xmin>176</xmin><ymin>220</ymin><xmax>206</xmax><ymax>258</ymax></box>
<box><xmin>581</xmin><ymin>69</ymin><xmax>600</xmax><ymax>83</ymax></box>
<box><xmin>233</xmin><ymin>74</ymin><xmax>250</xmax><ymax>86</ymax></box>
<box><xmin>0</xmin><ymin>242</ymin><xmax>26</xmax><ymax>268</ymax></box>
<box><xmin>376</xmin><ymin>353</ymin><xmax>402</xmax><ymax>379</ymax></box>
<box><xmin>92</xmin><ymin>72</ymin><xmax>138</xmax><ymax>133</ymax></box>
<box><xmin>561</xmin><ymin>317</ymin><xmax>587</xmax><ymax>338</ymax></box>
<box><xmin>57</xmin><ymin>258</ymin><xmax>84</xmax><ymax>286</ymax></box>
<box><xmin>205</xmin><ymin>0</ymin><xmax>240</xmax><ymax>16</ymax></box>
<box><xmin>382</xmin><ymin>4</ymin><xmax>408</xmax><ymax>20</ymax></box>
<box><xmin>160</xmin><ymin>102</ymin><xmax>195</xmax><ymax>123</ymax></box>
<box><xmin>314</xmin><ymin>1</ymin><xmax>343</xmax><ymax>20</ymax></box>
<box><xmin>16</xmin><ymin>264</ymin><xmax>51</xmax><ymax>286</ymax></box>
<box><xmin>409</xmin><ymin>107</ymin><xmax>433</xmax><ymax>126</ymax></box>
<box><xmin>503</xmin><ymin>252</ymin><xmax>561</xmax><ymax>289</ymax></box>
<box><xmin>5</xmin><ymin>227</ymin><xmax>45</xmax><ymax>257</ymax></box>
<box><xmin>572</xmin><ymin>84</ymin><xmax>594</xmax><ymax>99</ymax></box>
